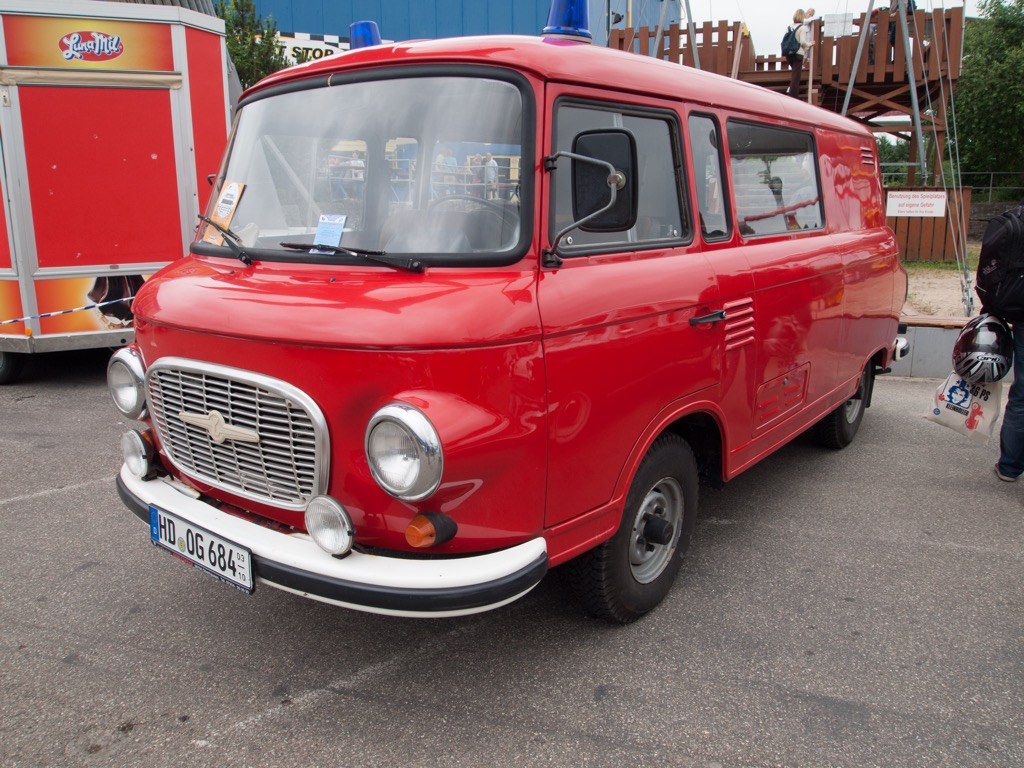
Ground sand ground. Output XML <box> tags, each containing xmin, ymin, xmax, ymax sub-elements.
<box><xmin>904</xmin><ymin>265</ymin><xmax>977</xmax><ymax>319</ymax></box>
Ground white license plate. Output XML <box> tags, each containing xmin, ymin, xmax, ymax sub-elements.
<box><xmin>149</xmin><ymin>506</ymin><xmax>254</xmax><ymax>593</ymax></box>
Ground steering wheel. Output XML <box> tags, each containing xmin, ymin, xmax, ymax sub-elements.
<box><xmin>428</xmin><ymin>194</ymin><xmax>513</xmax><ymax>214</ymax></box>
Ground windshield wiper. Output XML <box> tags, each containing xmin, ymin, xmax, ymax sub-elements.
<box><xmin>279</xmin><ymin>242</ymin><xmax>424</xmax><ymax>273</ymax></box>
<box><xmin>198</xmin><ymin>215</ymin><xmax>253</xmax><ymax>266</ymax></box>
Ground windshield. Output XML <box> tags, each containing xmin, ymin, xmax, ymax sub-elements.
<box><xmin>199</xmin><ymin>73</ymin><xmax>529</xmax><ymax>267</ymax></box>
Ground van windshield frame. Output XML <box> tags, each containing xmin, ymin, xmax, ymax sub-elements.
<box><xmin>193</xmin><ymin>66</ymin><xmax>534</xmax><ymax>268</ymax></box>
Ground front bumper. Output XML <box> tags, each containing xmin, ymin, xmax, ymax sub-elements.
<box><xmin>116</xmin><ymin>465</ymin><xmax>548</xmax><ymax>618</ymax></box>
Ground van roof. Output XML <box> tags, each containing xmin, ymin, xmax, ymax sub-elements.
<box><xmin>248</xmin><ymin>34</ymin><xmax>869</xmax><ymax>139</ymax></box>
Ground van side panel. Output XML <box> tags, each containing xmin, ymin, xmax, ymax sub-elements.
<box><xmin>712</xmin><ymin>124</ymin><xmax>899</xmax><ymax>477</ymax></box>
<box><xmin>818</xmin><ymin>131</ymin><xmax>903</xmax><ymax>381</ymax></box>
<box><xmin>745</xmin><ymin>238</ymin><xmax>845</xmax><ymax>419</ymax></box>
<box><xmin>538</xmin><ymin>254</ymin><xmax>721</xmax><ymax>528</ymax></box>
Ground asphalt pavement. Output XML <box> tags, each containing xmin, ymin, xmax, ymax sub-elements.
<box><xmin>1</xmin><ymin>348</ymin><xmax>1021</xmax><ymax>767</ymax></box>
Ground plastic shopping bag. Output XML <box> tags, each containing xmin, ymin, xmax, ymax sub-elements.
<box><xmin>925</xmin><ymin>371</ymin><xmax>1004</xmax><ymax>443</ymax></box>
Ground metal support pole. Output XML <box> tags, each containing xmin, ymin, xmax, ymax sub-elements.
<box><xmin>842</xmin><ymin>0</ymin><xmax>875</xmax><ymax>116</ymax></box>
<box><xmin>806</xmin><ymin>19</ymin><xmax>815</xmax><ymax>104</ymax></box>
<box><xmin>897</xmin><ymin>0</ymin><xmax>928</xmax><ymax>182</ymax></box>
<box><xmin>653</xmin><ymin>0</ymin><xmax>670</xmax><ymax>57</ymax></box>
<box><xmin>684</xmin><ymin>0</ymin><xmax>700</xmax><ymax>69</ymax></box>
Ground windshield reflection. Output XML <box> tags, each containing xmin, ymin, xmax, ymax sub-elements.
<box><xmin>204</xmin><ymin>75</ymin><xmax>528</xmax><ymax>265</ymax></box>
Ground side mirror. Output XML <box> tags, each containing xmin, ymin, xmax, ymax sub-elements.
<box><xmin>572</xmin><ymin>129</ymin><xmax>637</xmax><ymax>232</ymax></box>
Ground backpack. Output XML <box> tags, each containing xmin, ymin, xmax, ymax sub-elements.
<box><xmin>781</xmin><ymin>26</ymin><xmax>800</xmax><ymax>57</ymax></box>
<box><xmin>975</xmin><ymin>205</ymin><xmax>1024</xmax><ymax>322</ymax></box>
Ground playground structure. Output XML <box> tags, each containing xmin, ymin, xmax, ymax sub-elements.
<box><xmin>610</xmin><ymin>6</ymin><xmax>964</xmax><ymax>189</ymax></box>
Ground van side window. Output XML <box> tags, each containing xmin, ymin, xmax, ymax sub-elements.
<box><xmin>726</xmin><ymin>120</ymin><xmax>823</xmax><ymax>237</ymax></box>
<box><xmin>552</xmin><ymin>103</ymin><xmax>688</xmax><ymax>252</ymax></box>
<box><xmin>687</xmin><ymin>114</ymin><xmax>730</xmax><ymax>241</ymax></box>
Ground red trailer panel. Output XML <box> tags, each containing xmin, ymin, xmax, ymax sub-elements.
<box><xmin>0</xmin><ymin>0</ymin><xmax>229</xmax><ymax>379</ymax></box>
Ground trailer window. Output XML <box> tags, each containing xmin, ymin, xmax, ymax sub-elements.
<box><xmin>687</xmin><ymin>114</ymin><xmax>730</xmax><ymax>241</ymax></box>
<box><xmin>726</xmin><ymin>121</ymin><xmax>823</xmax><ymax>237</ymax></box>
<box><xmin>551</xmin><ymin>102</ymin><xmax>689</xmax><ymax>252</ymax></box>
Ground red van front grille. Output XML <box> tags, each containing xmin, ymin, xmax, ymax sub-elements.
<box><xmin>145</xmin><ymin>358</ymin><xmax>329</xmax><ymax>511</ymax></box>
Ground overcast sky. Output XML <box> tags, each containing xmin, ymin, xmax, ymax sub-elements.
<box><xmin>616</xmin><ymin>0</ymin><xmax>980</xmax><ymax>58</ymax></box>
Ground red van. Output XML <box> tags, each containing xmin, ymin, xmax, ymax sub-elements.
<box><xmin>108</xmin><ymin>7</ymin><xmax>908</xmax><ymax>623</ymax></box>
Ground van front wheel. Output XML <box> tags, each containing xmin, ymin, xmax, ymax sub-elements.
<box><xmin>813</xmin><ymin>364</ymin><xmax>872</xmax><ymax>449</ymax></box>
<box><xmin>566</xmin><ymin>434</ymin><xmax>698</xmax><ymax>624</ymax></box>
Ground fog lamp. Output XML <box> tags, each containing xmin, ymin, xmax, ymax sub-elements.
<box><xmin>122</xmin><ymin>429</ymin><xmax>155</xmax><ymax>478</ymax></box>
<box><xmin>305</xmin><ymin>496</ymin><xmax>354</xmax><ymax>556</ymax></box>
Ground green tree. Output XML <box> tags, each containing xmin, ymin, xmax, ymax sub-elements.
<box><xmin>216</xmin><ymin>0</ymin><xmax>289</xmax><ymax>90</ymax></box>
<box><xmin>877</xmin><ymin>136</ymin><xmax>910</xmax><ymax>186</ymax></box>
<box><xmin>951</xmin><ymin>0</ymin><xmax>1024</xmax><ymax>197</ymax></box>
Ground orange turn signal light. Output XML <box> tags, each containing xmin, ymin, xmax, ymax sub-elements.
<box><xmin>405</xmin><ymin>514</ymin><xmax>437</xmax><ymax>548</ymax></box>
<box><xmin>404</xmin><ymin>511</ymin><xmax>457</xmax><ymax>548</ymax></box>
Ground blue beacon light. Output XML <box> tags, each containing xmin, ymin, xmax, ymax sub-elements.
<box><xmin>349</xmin><ymin>20</ymin><xmax>381</xmax><ymax>50</ymax></box>
<box><xmin>542</xmin><ymin>0</ymin><xmax>592</xmax><ymax>42</ymax></box>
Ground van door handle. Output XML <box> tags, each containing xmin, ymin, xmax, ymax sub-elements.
<box><xmin>689</xmin><ymin>309</ymin><xmax>727</xmax><ymax>326</ymax></box>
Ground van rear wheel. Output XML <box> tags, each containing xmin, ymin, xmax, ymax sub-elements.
<box><xmin>566</xmin><ymin>434</ymin><xmax>698</xmax><ymax>624</ymax></box>
<box><xmin>813</xmin><ymin>364</ymin><xmax>872</xmax><ymax>449</ymax></box>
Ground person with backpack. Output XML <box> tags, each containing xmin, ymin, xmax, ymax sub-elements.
<box><xmin>976</xmin><ymin>200</ymin><xmax>1024</xmax><ymax>482</ymax></box>
<box><xmin>782</xmin><ymin>8</ymin><xmax>815</xmax><ymax>99</ymax></box>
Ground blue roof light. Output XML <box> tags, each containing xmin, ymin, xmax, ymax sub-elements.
<box><xmin>542</xmin><ymin>0</ymin><xmax>592</xmax><ymax>42</ymax></box>
<box><xmin>349</xmin><ymin>20</ymin><xmax>382</xmax><ymax>49</ymax></box>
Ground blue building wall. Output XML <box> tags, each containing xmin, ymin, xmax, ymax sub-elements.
<box><xmin>253</xmin><ymin>1</ymin><xmax>662</xmax><ymax>46</ymax></box>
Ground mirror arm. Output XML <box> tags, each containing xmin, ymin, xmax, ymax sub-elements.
<box><xmin>542</xmin><ymin>150</ymin><xmax>621</xmax><ymax>268</ymax></box>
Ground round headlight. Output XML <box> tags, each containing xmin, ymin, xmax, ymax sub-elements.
<box><xmin>107</xmin><ymin>347</ymin><xmax>147</xmax><ymax>419</ymax></box>
<box><xmin>305</xmin><ymin>496</ymin><xmax>354</xmax><ymax>556</ymax></box>
<box><xmin>365</xmin><ymin>403</ymin><xmax>442</xmax><ymax>501</ymax></box>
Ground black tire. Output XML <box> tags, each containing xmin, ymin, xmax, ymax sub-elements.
<box><xmin>566</xmin><ymin>433</ymin><xmax>698</xmax><ymax>624</ymax></box>
<box><xmin>813</xmin><ymin>364</ymin><xmax>872</xmax><ymax>449</ymax></box>
<box><xmin>0</xmin><ymin>351</ymin><xmax>26</xmax><ymax>385</ymax></box>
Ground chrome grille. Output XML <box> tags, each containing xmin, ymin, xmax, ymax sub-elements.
<box><xmin>146</xmin><ymin>358</ymin><xmax>328</xmax><ymax>510</ymax></box>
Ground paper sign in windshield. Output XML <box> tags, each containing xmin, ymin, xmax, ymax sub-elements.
<box><xmin>312</xmin><ymin>214</ymin><xmax>347</xmax><ymax>254</ymax></box>
<box><xmin>203</xmin><ymin>181</ymin><xmax>245</xmax><ymax>245</ymax></box>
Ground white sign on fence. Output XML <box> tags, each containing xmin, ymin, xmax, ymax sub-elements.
<box><xmin>886</xmin><ymin>191</ymin><xmax>948</xmax><ymax>218</ymax></box>
<box><xmin>822</xmin><ymin>14</ymin><xmax>854</xmax><ymax>37</ymax></box>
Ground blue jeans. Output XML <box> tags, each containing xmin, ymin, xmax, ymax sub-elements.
<box><xmin>998</xmin><ymin>322</ymin><xmax>1024</xmax><ymax>478</ymax></box>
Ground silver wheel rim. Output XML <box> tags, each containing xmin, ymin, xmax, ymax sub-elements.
<box><xmin>842</xmin><ymin>393</ymin><xmax>863</xmax><ymax>423</ymax></box>
<box><xmin>628</xmin><ymin>476</ymin><xmax>684</xmax><ymax>584</ymax></box>
<box><xmin>843</xmin><ymin>371</ymin><xmax>867</xmax><ymax>424</ymax></box>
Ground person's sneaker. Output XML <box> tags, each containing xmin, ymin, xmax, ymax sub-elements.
<box><xmin>995</xmin><ymin>464</ymin><xmax>1018</xmax><ymax>482</ymax></box>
